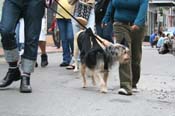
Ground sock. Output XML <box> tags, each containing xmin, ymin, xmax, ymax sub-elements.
<box><xmin>9</xmin><ymin>62</ymin><xmax>18</xmax><ymax>69</ymax></box>
<box><xmin>21</xmin><ymin>72</ymin><xmax>31</xmax><ymax>77</ymax></box>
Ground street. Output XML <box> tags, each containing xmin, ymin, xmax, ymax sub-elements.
<box><xmin>0</xmin><ymin>46</ymin><xmax>175</xmax><ymax>116</ymax></box>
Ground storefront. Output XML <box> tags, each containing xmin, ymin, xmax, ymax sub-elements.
<box><xmin>149</xmin><ymin>0</ymin><xmax>175</xmax><ymax>33</ymax></box>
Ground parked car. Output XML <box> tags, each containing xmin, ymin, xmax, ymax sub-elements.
<box><xmin>163</xmin><ymin>27</ymin><xmax>175</xmax><ymax>36</ymax></box>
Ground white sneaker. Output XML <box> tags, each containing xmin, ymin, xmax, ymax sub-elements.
<box><xmin>118</xmin><ymin>88</ymin><xmax>132</xmax><ymax>95</ymax></box>
<box><xmin>19</xmin><ymin>49</ymin><xmax>24</xmax><ymax>55</ymax></box>
<box><xmin>132</xmin><ymin>88</ymin><xmax>139</xmax><ymax>93</ymax></box>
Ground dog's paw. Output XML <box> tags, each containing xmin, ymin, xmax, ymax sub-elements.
<box><xmin>82</xmin><ymin>84</ymin><xmax>87</xmax><ymax>88</ymax></box>
<box><xmin>73</xmin><ymin>68</ymin><xmax>79</xmax><ymax>72</ymax></box>
<box><xmin>100</xmin><ymin>88</ymin><xmax>108</xmax><ymax>93</ymax></box>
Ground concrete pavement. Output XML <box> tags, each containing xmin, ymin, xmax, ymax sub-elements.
<box><xmin>0</xmin><ymin>46</ymin><xmax>175</xmax><ymax>116</ymax></box>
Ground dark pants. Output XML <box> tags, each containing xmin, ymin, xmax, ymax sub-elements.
<box><xmin>113</xmin><ymin>22</ymin><xmax>147</xmax><ymax>91</ymax></box>
<box><xmin>0</xmin><ymin>0</ymin><xmax>44</xmax><ymax>73</ymax></box>
<box><xmin>57</xmin><ymin>19</ymin><xmax>74</xmax><ymax>64</ymax></box>
<box><xmin>0</xmin><ymin>0</ymin><xmax>45</xmax><ymax>61</ymax></box>
<box><xmin>95</xmin><ymin>22</ymin><xmax>113</xmax><ymax>43</ymax></box>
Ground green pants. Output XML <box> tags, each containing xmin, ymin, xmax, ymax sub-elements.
<box><xmin>113</xmin><ymin>22</ymin><xmax>147</xmax><ymax>92</ymax></box>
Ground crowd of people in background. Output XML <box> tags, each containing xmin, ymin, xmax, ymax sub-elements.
<box><xmin>149</xmin><ymin>26</ymin><xmax>175</xmax><ymax>49</ymax></box>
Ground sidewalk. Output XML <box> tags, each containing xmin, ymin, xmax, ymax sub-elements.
<box><xmin>0</xmin><ymin>35</ymin><xmax>150</xmax><ymax>56</ymax></box>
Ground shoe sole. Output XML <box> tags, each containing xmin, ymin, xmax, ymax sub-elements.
<box><xmin>118</xmin><ymin>92</ymin><xmax>132</xmax><ymax>96</ymax></box>
<box><xmin>20</xmin><ymin>89</ymin><xmax>32</xmax><ymax>93</ymax></box>
<box><xmin>41</xmin><ymin>63</ymin><xmax>48</xmax><ymax>67</ymax></box>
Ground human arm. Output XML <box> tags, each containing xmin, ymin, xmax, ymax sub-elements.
<box><xmin>134</xmin><ymin>0</ymin><xmax>148</xmax><ymax>27</ymax></box>
<box><xmin>101</xmin><ymin>0</ymin><xmax>113</xmax><ymax>27</ymax></box>
<box><xmin>48</xmin><ymin>18</ymin><xmax>56</xmax><ymax>32</ymax></box>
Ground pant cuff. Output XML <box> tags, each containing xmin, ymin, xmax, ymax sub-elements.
<box><xmin>4</xmin><ymin>48</ymin><xmax>19</xmax><ymax>62</ymax></box>
<box><xmin>120</xmin><ymin>82</ymin><xmax>132</xmax><ymax>92</ymax></box>
<box><xmin>21</xmin><ymin>58</ymin><xmax>35</xmax><ymax>73</ymax></box>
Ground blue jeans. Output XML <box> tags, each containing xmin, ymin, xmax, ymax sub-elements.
<box><xmin>57</xmin><ymin>19</ymin><xmax>74</xmax><ymax>64</ymax></box>
<box><xmin>0</xmin><ymin>0</ymin><xmax>44</xmax><ymax>73</ymax></box>
<box><xmin>95</xmin><ymin>22</ymin><xmax>113</xmax><ymax>43</ymax></box>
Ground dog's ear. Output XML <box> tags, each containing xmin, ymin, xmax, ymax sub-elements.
<box><xmin>120</xmin><ymin>38</ymin><xmax>129</xmax><ymax>48</ymax></box>
<box><xmin>114</xmin><ymin>43</ymin><xmax>129</xmax><ymax>53</ymax></box>
<box><xmin>106</xmin><ymin>45</ymin><xmax>116</xmax><ymax>55</ymax></box>
<box><xmin>86</xmin><ymin>28</ymin><xmax>94</xmax><ymax>37</ymax></box>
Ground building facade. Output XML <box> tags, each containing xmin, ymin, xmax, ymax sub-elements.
<box><xmin>148</xmin><ymin>0</ymin><xmax>175</xmax><ymax>34</ymax></box>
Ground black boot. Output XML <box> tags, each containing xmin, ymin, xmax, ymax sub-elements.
<box><xmin>0</xmin><ymin>68</ymin><xmax>21</xmax><ymax>87</ymax></box>
<box><xmin>20</xmin><ymin>76</ymin><xmax>32</xmax><ymax>93</ymax></box>
<box><xmin>41</xmin><ymin>54</ymin><xmax>48</xmax><ymax>67</ymax></box>
<box><xmin>35</xmin><ymin>62</ymin><xmax>38</xmax><ymax>68</ymax></box>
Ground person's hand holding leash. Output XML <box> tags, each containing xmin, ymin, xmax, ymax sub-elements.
<box><xmin>131</xmin><ymin>25</ymin><xmax>139</xmax><ymax>31</ymax></box>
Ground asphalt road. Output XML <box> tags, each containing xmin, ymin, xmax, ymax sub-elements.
<box><xmin>0</xmin><ymin>46</ymin><xmax>175</xmax><ymax>116</ymax></box>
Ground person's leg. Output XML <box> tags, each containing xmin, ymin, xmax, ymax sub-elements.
<box><xmin>39</xmin><ymin>41</ymin><xmax>46</xmax><ymax>55</ymax></box>
<box><xmin>39</xmin><ymin>41</ymin><xmax>48</xmax><ymax>67</ymax></box>
<box><xmin>65</xmin><ymin>19</ymin><xmax>74</xmax><ymax>69</ymax></box>
<box><xmin>0</xmin><ymin>0</ymin><xmax>22</xmax><ymax>88</ymax></box>
<box><xmin>57</xmin><ymin>19</ymin><xmax>71</xmax><ymax>66</ymax></box>
<box><xmin>21</xmin><ymin>0</ymin><xmax>44</xmax><ymax>93</ymax></box>
<box><xmin>102</xmin><ymin>21</ymin><xmax>113</xmax><ymax>43</ymax></box>
<box><xmin>86</xmin><ymin>8</ymin><xmax>95</xmax><ymax>32</ymax></box>
<box><xmin>66</xmin><ymin>19</ymin><xmax>74</xmax><ymax>56</ymax></box>
<box><xmin>131</xmin><ymin>25</ymin><xmax>146</xmax><ymax>89</ymax></box>
<box><xmin>113</xmin><ymin>22</ymin><xmax>132</xmax><ymax>95</ymax></box>
<box><xmin>95</xmin><ymin>23</ymin><xmax>103</xmax><ymax>37</ymax></box>
<box><xmin>38</xmin><ymin>17</ymin><xmax>48</xmax><ymax>67</ymax></box>
<box><xmin>70</xmin><ymin>18</ymin><xmax>81</xmax><ymax>67</ymax></box>
<box><xmin>96</xmin><ymin>21</ymin><xmax>113</xmax><ymax>43</ymax></box>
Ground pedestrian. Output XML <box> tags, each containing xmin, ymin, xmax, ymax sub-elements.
<box><xmin>95</xmin><ymin>0</ymin><xmax>113</xmax><ymax>43</ymax></box>
<box><xmin>157</xmin><ymin>33</ymin><xmax>165</xmax><ymax>48</ymax></box>
<box><xmin>102</xmin><ymin>0</ymin><xmax>148</xmax><ymax>95</ymax></box>
<box><xmin>37</xmin><ymin>15</ymin><xmax>49</xmax><ymax>67</ymax></box>
<box><xmin>0</xmin><ymin>0</ymin><xmax>45</xmax><ymax>93</ymax></box>
<box><xmin>67</xmin><ymin>0</ymin><xmax>95</xmax><ymax>70</ymax></box>
<box><xmin>14</xmin><ymin>13</ymin><xmax>49</xmax><ymax>68</ymax></box>
<box><xmin>71</xmin><ymin>0</ymin><xmax>95</xmax><ymax>33</ymax></box>
<box><xmin>56</xmin><ymin>0</ymin><xmax>74</xmax><ymax>67</ymax></box>
<box><xmin>149</xmin><ymin>28</ymin><xmax>158</xmax><ymax>48</ymax></box>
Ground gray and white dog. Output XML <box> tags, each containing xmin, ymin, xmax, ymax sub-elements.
<box><xmin>73</xmin><ymin>28</ymin><xmax>130</xmax><ymax>93</ymax></box>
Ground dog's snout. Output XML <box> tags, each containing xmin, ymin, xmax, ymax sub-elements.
<box><xmin>124</xmin><ymin>53</ymin><xmax>130</xmax><ymax>60</ymax></box>
<box><xmin>122</xmin><ymin>52</ymin><xmax>130</xmax><ymax>63</ymax></box>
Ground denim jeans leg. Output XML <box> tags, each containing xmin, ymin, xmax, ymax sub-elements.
<box><xmin>57</xmin><ymin>19</ymin><xmax>71</xmax><ymax>64</ymax></box>
<box><xmin>21</xmin><ymin>0</ymin><xmax>44</xmax><ymax>61</ymax></box>
<box><xmin>96</xmin><ymin>23</ymin><xmax>103</xmax><ymax>37</ymax></box>
<box><xmin>67</xmin><ymin>20</ymin><xmax>74</xmax><ymax>55</ymax></box>
<box><xmin>103</xmin><ymin>22</ymin><xmax>113</xmax><ymax>43</ymax></box>
<box><xmin>0</xmin><ymin>0</ymin><xmax>21</xmax><ymax>62</ymax></box>
<box><xmin>96</xmin><ymin>22</ymin><xmax>113</xmax><ymax>43</ymax></box>
<box><xmin>21</xmin><ymin>0</ymin><xmax>44</xmax><ymax>72</ymax></box>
